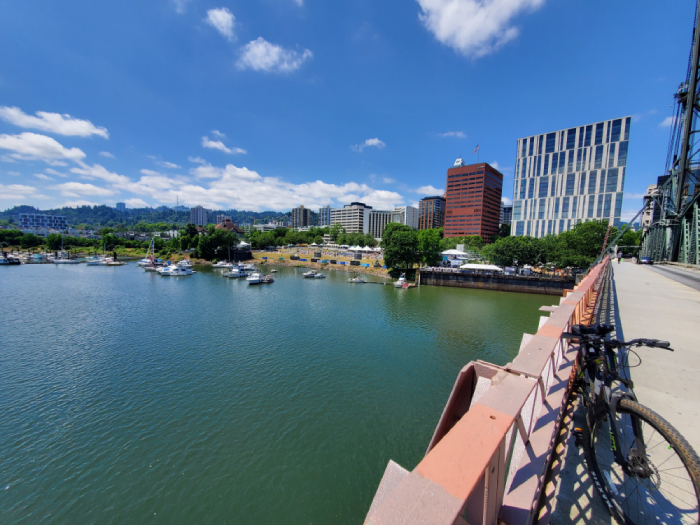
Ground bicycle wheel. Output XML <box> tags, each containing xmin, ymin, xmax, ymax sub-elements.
<box><xmin>584</xmin><ymin>399</ymin><xmax>700</xmax><ymax>524</ymax></box>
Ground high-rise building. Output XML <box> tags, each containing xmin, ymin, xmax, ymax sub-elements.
<box><xmin>419</xmin><ymin>196</ymin><xmax>446</xmax><ymax>230</ymax></box>
<box><xmin>18</xmin><ymin>213</ymin><xmax>68</xmax><ymax>230</ymax></box>
<box><xmin>216</xmin><ymin>214</ymin><xmax>231</xmax><ymax>224</ymax></box>
<box><xmin>390</xmin><ymin>206</ymin><xmax>419</xmax><ymax>230</ymax></box>
<box><xmin>291</xmin><ymin>205</ymin><xmax>312</xmax><ymax>229</ymax></box>
<box><xmin>330</xmin><ymin>202</ymin><xmax>372</xmax><ymax>234</ymax></box>
<box><xmin>368</xmin><ymin>210</ymin><xmax>392</xmax><ymax>238</ymax></box>
<box><xmin>511</xmin><ymin>117</ymin><xmax>631</xmax><ymax>237</ymax></box>
<box><xmin>116</xmin><ymin>202</ymin><xmax>126</xmax><ymax>212</ymax></box>
<box><xmin>641</xmin><ymin>184</ymin><xmax>657</xmax><ymax>230</ymax></box>
<box><xmin>318</xmin><ymin>205</ymin><xmax>331</xmax><ymax>227</ymax></box>
<box><xmin>500</xmin><ymin>204</ymin><xmax>513</xmax><ymax>225</ymax></box>
<box><xmin>444</xmin><ymin>159</ymin><xmax>503</xmax><ymax>240</ymax></box>
<box><xmin>189</xmin><ymin>205</ymin><xmax>208</xmax><ymax>226</ymax></box>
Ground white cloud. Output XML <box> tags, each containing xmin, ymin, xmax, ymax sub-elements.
<box><xmin>382</xmin><ymin>177</ymin><xmax>396</xmax><ymax>184</ymax></box>
<box><xmin>0</xmin><ymin>106</ymin><xmax>108</xmax><ymax>138</ymax></box>
<box><xmin>205</xmin><ymin>8</ymin><xmax>235</xmax><ymax>41</ymax></box>
<box><xmin>45</xmin><ymin>168</ymin><xmax>67</xmax><ymax>177</ymax></box>
<box><xmin>490</xmin><ymin>161</ymin><xmax>501</xmax><ymax>170</ymax></box>
<box><xmin>99</xmin><ymin>151</ymin><xmax>114</xmax><ymax>158</ymax></box>
<box><xmin>0</xmin><ymin>132</ymin><xmax>86</xmax><ymax>164</ymax></box>
<box><xmin>211</xmin><ymin>130</ymin><xmax>226</xmax><ymax>138</ymax></box>
<box><xmin>71</xmin><ymin>162</ymin><xmax>132</xmax><ymax>186</ymax></box>
<box><xmin>237</xmin><ymin>37</ymin><xmax>313</xmax><ymax>73</ymax></box>
<box><xmin>7</xmin><ymin>171</ymin><xmax>20</xmax><ymax>176</ymax></box>
<box><xmin>0</xmin><ymin>183</ymin><xmax>37</xmax><ymax>200</ymax></box>
<box><xmin>501</xmin><ymin>196</ymin><xmax>512</xmax><ymax>205</ymax></box>
<box><xmin>440</xmin><ymin>131</ymin><xmax>466</xmax><ymax>138</ymax></box>
<box><xmin>172</xmin><ymin>0</ymin><xmax>190</xmax><ymax>13</ymax></box>
<box><xmin>202</xmin><ymin>136</ymin><xmax>247</xmax><ymax>155</ymax></box>
<box><xmin>417</xmin><ymin>0</ymin><xmax>545</xmax><ymax>59</ymax></box>
<box><xmin>34</xmin><ymin>173</ymin><xmax>53</xmax><ymax>181</ymax></box>
<box><xmin>660</xmin><ymin>116</ymin><xmax>677</xmax><ymax>127</ymax></box>
<box><xmin>621</xmin><ymin>209</ymin><xmax>639</xmax><ymax>222</ymax></box>
<box><xmin>156</xmin><ymin>160</ymin><xmax>181</xmax><ymax>169</ymax></box>
<box><xmin>188</xmin><ymin>156</ymin><xmax>207</xmax><ymax>164</ymax></box>
<box><xmin>415</xmin><ymin>185</ymin><xmax>444</xmax><ymax>195</ymax></box>
<box><xmin>352</xmin><ymin>138</ymin><xmax>386</xmax><ymax>152</ymax></box>
<box><xmin>124</xmin><ymin>198</ymin><xmax>149</xmax><ymax>208</ymax></box>
<box><xmin>52</xmin><ymin>182</ymin><xmax>116</xmax><ymax>197</ymax></box>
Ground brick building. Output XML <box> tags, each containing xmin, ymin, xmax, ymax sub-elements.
<box><xmin>444</xmin><ymin>159</ymin><xmax>503</xmax><ymax>240</ymax></box>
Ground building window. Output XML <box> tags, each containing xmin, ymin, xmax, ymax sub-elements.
<box><xmin>528</xmin><ymin>178</ymin><xmax>535</xmax><ymax>199</ymax></box>
<box><xmin>611</xmin><ymin>119</ymin><xmax>622</xmax><ymax>142</ymax></box>
<box><xmin>566</xmin><ymin>173</ymin><xmax>576</xmax><ymax>195</ymax></box>
<box><xmin>614</xmin><ymin>193</ymin><xmax>623</xmax><ymax>218</ymax></box>
<box><xmin>546</xmin><ymin>132</ymin><xmax>556</xmax><ymax>153</ymax></box>
<box><xmin>624</xmin><ymin>117</ymin><xmax>631</xmax><ymax>141</ymax></box>
<box><xmin>566</xmin><ymin>128</ymin><xmax>576</xmax><ymax>150</ymax></box>
<box><xmin>513</xmin><ymin>201</ymin><xmax>522</xmax><ymax>220</ymax></box>
<box><xmin>588</xmin><ymin>196</ymin><xmax>596</xmax><ymax>218</ymax></box>
<box><xmin>617</xmin><ymin>141</ymin><xmax>628</xmax><ymax>166</ymax></box>
<box><xmin>585</xmin><ymin>125</ymin><xmax>593</xmax><ymax>147</ymax></box>
<box><xmin>562</xmin><ymin>197</ymin><xmax>570</xmax><ymax>218</ymax></box>
<box><xmin>548</xmin><ymin>220</ymin><xmax>553</xmax><ymax>234</ymax></box>
<box><xmin>597</xmin><ymin>194</ymin><xmax>604</xmax><ymax>217</ymax></box>
<box><xmin>606</xmin><ymin>168</ymin><xmax>619</xmax><ymax>193</ymax></box>
<box><xmin>567</xmin><ymin>150</ymin><xmax>574</xmax><ymax>172</ymax></box>
<box><xmin>594</xmin><ymin>145</ymin><xmax>604</xmax><ymax>169</ymax></box>
<box><xmin>528</xmin><ymin>137</ymin><xmax>534</xmax><ymax>156</ymax></box>
<box><xmin>550</xmin><ymin>175</ymin><xmax>557</xmax><ymax>197</ymax></box>
<box><xmin>603</xmin><ymin>194</ymin><xmax>612</xmax><ymax>218</ymax></box>
<box><xmin>521</xmin><ymin>139</ymin><xmax>527</xmax><ymax>158</ymax></box>
<box><xmin>580</xmin><ymin>172</ymin><xmax>587</xmax><ymax>194</ymax></box>
<box><xmin>538</xmin><ymin>135</ymin><xmax>543</xmax><ymax>155</ymax></box>
<box><xmin>588</xmin><ymin>171</ymin><xmax>597</xmax><ymax>194</ymax></box>
<box><xmin>576</xmin><ymin>149</ymin><xmax>583</xmax><ymax>171</ymax></box>
<box><xmin>595</xmin><ymin>122</ymin><xmax>604</xmax><ymax>145</ymax></box>
<box><xmin>551</xmin><ymin>152</ymin><xmax>559</xmax><ymax>174</ymax></box>
<box><xmin>516</xmin><ymin>221</ymin><xmax>524</xmax><ymax>236</ymax></box>
<box><xmin>519</xmin><ymin>180</ymin><xmax>526</xmax><ymax>199</ymax></box>
<box><xmin>572</xmin><ymin>196</ymin><xmax>578</xmax><ymax>217</ymax></box>
<box><xmin>608</xmin><ymin>143</ymin><xmax>616</xmax><ymax>167</ymax></box>
<box><xmin>599</xmin><ymin>170</ymin><xmax>607</xmax><ymax>193</ymax></box>
<box><xmin>553</xmin><ymin>198</ymin><xmax>560</xmax><ymax>219</ymax></box>
<box><xmin>538</xmin><ymin>199</ymin><xmax>546</xmax><ymax>219</ymax></box>
<box><xmin>539</xmin><ymin>177</ymin><xmax>549</xmax><ymax>198</ymax></box>
<box><xmin>559</xmin><ymin>219</ymin><xmax>565</xmax><ymax>232</ymax></box>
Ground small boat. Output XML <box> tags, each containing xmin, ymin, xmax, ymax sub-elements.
<box><xmin>313</xmin><ymin>273</ymin><xmax>326</xmax><ymax>279</ymax></box>
<box><xmin>261</xmin><ymin>274</ymin><xmax>275</xmax><ymax>284</ymax></box>
<box><xmin>159</xmin><ymin>265</ymin><xmax>195</xmax><ymax>276</ymax></box>
<box><xmin>53</xmin><ymin>255</ymin><xmax>80</xmax><ymax>264</ymax></box>
<box><xmin>85</xmin><ymin>256</ymin><xmax>105</xmax><ymax>266</ymax></box>
<box><xmin>178</xmin><ymin>259</ymin><xmax>194</xmax><ymax>269</ymax></box>
<box><xmin>105</xmin><ymin>260</ymin><xmax>127</xmax><ymax>266</ymax></box>
<box><xmin>347</xmin><ymin>277</ymin><xmax>366</xmax><ymax>283</ymax></box>
<box><xmin>246</xmin><ymin>272</ymin><xmax>263</xmax><ymax>284</ymax></box>
<box><xmin>212</xmin><ymin>260</ymin><xmax>230</xmax><ymax>268</ymax></box>
<box><xmin>303</xmin><ymin>270</ymin><xmax>318</xmax><ymax>278</ymax></box>
<box><xmin>226</xmin><ymin>267</ymin><xmax>248</xmax><ymax>278</ymax></box>
<box><xmin>0</xmin><ymin>256</ymin><xmax>21</xmax><ymax>265</ymax></box>
<box><xmin>394</xmin><ymin>273</ymin><xmax>407</xmax><ymax>288</ymax></box>
<box><xmin>270</xmin><ymin>269</ymin><xmax>278</xmax><ymax>273</ymax></box>
<box><xmin>241</xmin><ymin>263</ymin><xmax>258</xmax><ymax>272</ymax></box>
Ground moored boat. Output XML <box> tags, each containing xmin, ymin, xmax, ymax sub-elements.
<box><xmin>246</xmin><ymin>272</ymin><xmax>263</xmax><ymax>284</ymax></box>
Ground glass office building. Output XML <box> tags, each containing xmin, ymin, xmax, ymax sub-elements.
<box><xmin>511</xmin><ymin>117</ymin><xmax>630</xmax><ymax>237</ymax></box>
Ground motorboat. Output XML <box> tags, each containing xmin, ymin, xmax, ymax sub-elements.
<box><xmin>260</xmin><ymin>274</ymin><xmax>275</xmax><ymax>284</ymax></box>
<box><xmin>85</xmin><ymin>256</ymin><xmax>105</xmax><ymax>266</ymax></box>
<box><xmin>246</xmin><ymin>272</ymin><xmax>263</xmax><ymax>284</ymax></box>
<box><xmin>178</xmin><ymin>259</ymin><xmax>193</xmax><ymax>269</ymax></box>
<box><xmin>241</xmin><ymin>263</ymin><xmax>258</xmax><ymax>272</ymax></box>
<box><xmin>212</xmin><ymin>260</ymin><xmax>230</xmax><ymax>268</ymax></box>
<box><xmin>394</xmin><ymin>273</ymin><xmax>407</xmax><ymax>288</ymax></box>
<box><xmin>303</xmin><ymin>270</ymin><xmax>318</xmax><ymax>278</ymax></box>
<box><xmin>159</xmin><ymin>265</ymin><xmax>195</xmax><ymax>276</ymax></box>
<box><xmin>347</xmin><ymin>276</ymin><xmax>366</xmax><ymax>283</ymax></box>
<box><xmin>226</xmin><ymin>267</ymin><xmax>248</xmax><ymax>278</ymax></box>
<box><xmin>313</xmin><ymin>272</ymin><xmax>326</xmax><ymax>279</ymax></box>
<box><xmin>105</xmin><ymin>259</ymin><xmax>127</xmax><ymax>266</ymax></box>
<box><xmin>270</xmin><ymin>269</ymin><xmax>278</xmax><ymax>273</ymax></box>
<box><xmin>53</xmin><ymin>255</ymin><xmax>80</xmax><ymax>264</ymax></box>
<box><xmin>0</xmin><ymin>256</ymin><xmax>21</xmax><ymax>265</ymax></box>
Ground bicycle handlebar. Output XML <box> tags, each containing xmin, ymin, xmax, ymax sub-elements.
<box><xmin>561</xmin><ymin>325</ymin><xmax>674</xmax><ymax>351</ymax></box>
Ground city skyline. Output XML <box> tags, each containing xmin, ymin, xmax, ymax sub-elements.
<box><xmin>0</xmin><ymin>0</ymin><xmax>694</xmax><ymax>221</ymax></box>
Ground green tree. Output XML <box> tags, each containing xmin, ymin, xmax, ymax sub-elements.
<box><xmin>22</xmin><ymin>233</ymin><xmax>45</xmax><ymax>249</ymax></box>
<box><xmin>481</xmin><ymin>236</ymin><xmax>541</xmax><ymax>267</ymax></box>
<box><xmin>329</xmin><ymin>223</ymin><xmax>343</xmax><ymax>242</ymax></box>
<box><xmin>184</xmin><ymin>223</ymin><xmax>198</xmax><ymax>238</ymax></box>
<box><xmin>363</xmin><ymin>233</ymin><xmax>378</xmax><ymax>248</ymax></box>
<box><xmin>381</xmin><ymin>223</ymin><xmax>420</xmax><ymax>270</ymax></box>
<box><xmin>417</xmin><ymin>228</ymin><xmax>442</xmax><ymax>266</ymax></box>
<box><xmin>45</xmin><ymin>233</ymin><xmax>63</xmax><ymax>250</ymax></box>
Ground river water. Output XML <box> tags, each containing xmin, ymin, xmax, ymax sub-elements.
<box><xmin>0</xmin><ymin>263</ymin><xmax>551</xmax><ymax>524</ymax></box>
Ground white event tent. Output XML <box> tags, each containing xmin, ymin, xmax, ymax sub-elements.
<box><xmin>441</xmin><ymin>249</ymin><xmax>467</xmax><ymax>256</ymax></box>
<box><xmin>459</xmin><ymin>263</ymin><xmax>503</xmax><ymax>272</ymax></box>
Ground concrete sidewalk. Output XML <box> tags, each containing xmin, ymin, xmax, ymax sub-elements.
<box><xmin>612</xmin><ymin>261</ymin><xmax>700</xmax><ymax>453</ymax></box>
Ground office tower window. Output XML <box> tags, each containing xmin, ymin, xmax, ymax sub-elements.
<box><xmin>595</xmin><ymin>122</ymin><xmax>604</xmax><ymax>145</ymax></box>
<box><xmin>566</xmin><ymin>128</ymin><xmax>576</xmax><ymax>150</ymax></box>
<box><xmin>606</xmin><ymin>168</ymin><xmax>619</xmax><ymax>193</ymax></box>
<box><xmin>539</xmin><ymin>177</ymin><xmax>549</xmax><ymax>198</ymax></box>
<box><xmin>588</xmin><ymin>196</ymin><xmax>596</xmax><ymax>218</ymax></box>
<box><xmin>614</xmin><ymin>193</ymin><xmax>623</xmax><ymax>217</ymax></box>
<box><xmin>608</xmin><ymin>143</ymin><xmax>616</xmax><ymax>168</ymax></box>
<box><xmin>576</xmin><ymin>149</ymin><xmax>583</xmax><ymax>171</ymax></box>
<box><xmin>597</xmin><ymin>194</ymin><xmax>604</xmax><ymax>217</ymax></box>
<box><xmin>565</xmin><ymin>173</ymin><xmax>576</xmax><ymax>196</ymax></box>
<box><xmin>580</xmin><ymin>172</ymin><xmax>587</xmax><ymax>194</ymax></box>
<box><xmin>599</xmin><ymin>170</ymin><xmax>607</xmax><ymax>193</ymax></box>
<box><xmin>594</xmin><ymin>145</ymin><xmax>604</xmax><ymax>169</ymax></box>
<box><xmin>551</xmin><ymin>152</ymin><xmax>559</xmax><ymax>173</ymax></box>
<box><xmin>538</xmin><ymin>199</ymin><xmax>546</xmax><ymax>219</ymax></box>
<box><xmin>572</xmin><ymin>196</ymin><xmax>578</xmax><ymax>216</ymax></box>
<box><xmin>546</xmin><ymin>133</ymin><xmax>556</xmax><ymax>153</ymax></box>
<box><xmin>535</xmin><ymin>155</ymin><xmax>541</xmax><ymax>176</ymax></box>
<box><xmin>624</xmin><ymin>117</ymin><xmax>631</xmax><ymax>141</ymax></box>
<box><xmin>567</xmin><ymin>150</ymin><xmax>574</xmax><ymax>172</ymax></box>
<box><xmin>584</xmin><ymin>125</ymin><xmax>592</xmax><ymax>147</ymax></box>
<box><xmin>588</xmin><ymin>171</ymin><xmax>597</xmax><ymax>194</ymax></box>
<box><xmin>611</xmin><ymin>119</ymin><xmax>622</xmax><ymax>142</ymax></box>
<box><xmin>529</xmin><ymin>138</ymin><xmax>534</xmax><ymax>156</ymax></box>
<box><xmin>528</xmin><ymin>178</ymin><xmax>535</xmax><ymax>199</ymax></box>
<box><xmin>543</xmin><ymin>154</ymin><xmax>549</xmax><ymax>175</ymax></box>
<box><xmin>618</xmin><ymin>141</ymin><xmax>628</xmax><ymax>166</ymax></box>
<box><xmin>603</xmin><ymin>194</ymin><xmax>612</xmax><ymax>218</ymax></box>
<box><xmin>562</xmin><ymin>197</ymin><xmax>570</xmax><ymax>218</ymax></box>
<box><xmin>553</xmin><ymin>198</ymin><xmax>560</xmax><ymax>219</ymax></box>
<box><xmin>521</xmin><ymin>139</ymin><xmax>527</xmax><ymax>157</ymax></box>
<box><xmin>538</xmin><ymin>135</ymin><xmax>543</xmax><ymax>155</ymax></box>
<box><xmin>516</xmin><ymin>221</ymin><xmax>524</xmax><ymax>235</ymax></box>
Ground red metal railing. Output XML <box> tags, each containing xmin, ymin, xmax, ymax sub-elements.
<box><xmin>364</xmin><ymin>257</ymin><xmax>610</xmax><ymax>525</ymax></box>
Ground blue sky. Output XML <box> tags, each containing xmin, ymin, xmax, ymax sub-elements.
<box><xmin>0</xmin><ymin>0</ymin><xmax>694</xmax><ymax>220</ymax></box>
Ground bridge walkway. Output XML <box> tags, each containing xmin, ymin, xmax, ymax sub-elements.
<box><xmin>545</xmin><ymin>261</ymin><xmax>700</xmax><ymax>524</ymax></box>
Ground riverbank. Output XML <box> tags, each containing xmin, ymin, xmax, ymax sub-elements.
<box><xmin>250</xmin><ymin>252</ymin><xmax>391</xmax><ymax>278</ymax></box>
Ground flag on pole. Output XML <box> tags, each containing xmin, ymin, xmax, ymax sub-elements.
<box><xmin>473</xmin><ymin>145</ymin><xmax>479</xmax><ymax>154</ymax></box>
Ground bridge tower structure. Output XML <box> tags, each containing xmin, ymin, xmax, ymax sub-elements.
<box><xmin>641</xmin><ymin>0</ymin><xmax>700</xmax><ymax>264</ymax></box>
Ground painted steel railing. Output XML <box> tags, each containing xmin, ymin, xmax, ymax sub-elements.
<box><xmin>364</xmin><ymin>257</ymin><xmax>610</xmax><ymax>525</ymax></box>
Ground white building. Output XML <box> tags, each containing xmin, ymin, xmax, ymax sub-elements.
<box><xmin>368</xmin><ymin>210</ymin><xmax>392</xmax><ymax>238</ymax></box>
<box><xmin>318</xmin><ymin>205</ymin><xmax>331</xmax><ymax>227</ymax></box>
<box><xmin>391</xmin><ymin>206</ymin><xmax>419</xmax><ymax>230</ymax></box>
<box><xmin>512</xmin><ymin>117</ymin><xmax>631</xmax><ymax>237</ymax></box>
<box><xmin>641</xmin><ymin>184</ymin><xmax>657</xmax><ymax>230</ymax></box>
<box><xmin>330</xmin><ymin>202</ymin><xmax>371</xmax><ymax>234</ymax></box>
<box><xmin>19</xmin><ymin>213</ymin><xmax>68</xmax><ymax>230</ymax></box>
<box><xmin>189</xmin><ymin>205</ymin><xmax>208</xmax><ymax>226</ymax></box>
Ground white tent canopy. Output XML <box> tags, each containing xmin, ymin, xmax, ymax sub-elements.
<box><xmin>460</xmin><ymin>263</ymin><xmax>503</xmax><ymax>272</ymax></box>
<box><xmin>310</xmin><ymin>243</ymin><xmax>318</xmax><ymax>246</ymax></box>
<box><xmin>441</xmin><ymin>249</ymin><xmax>467</xmax><ymax>255</ymax></box>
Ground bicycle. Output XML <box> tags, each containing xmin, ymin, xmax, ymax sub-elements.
<box><xmin>563</xmin><ymin>324</ymin><xmax>700</xmax><ymax>524</ymax></box>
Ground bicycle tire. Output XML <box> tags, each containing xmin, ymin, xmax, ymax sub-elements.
<box><xmin>583</xmin><ymin>399</ymin><xmax>700</xmax><ymax>524</ymax></box>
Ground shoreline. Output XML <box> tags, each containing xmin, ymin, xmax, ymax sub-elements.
<box><xmin>251</xmin><ymin>254</ymin><xmax>391</xmax><ymax>279</ymax></box>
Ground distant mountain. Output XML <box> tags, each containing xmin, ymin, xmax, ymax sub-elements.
<box><xmin>0</xmin><ymin>205</ymin><xmax>309</xmax><ymax>229</ymax></box>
